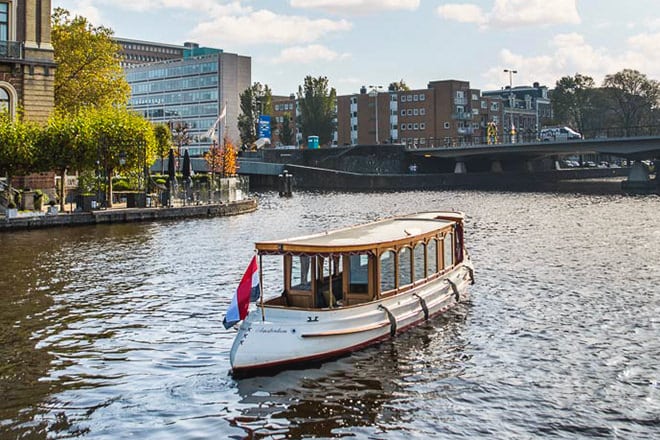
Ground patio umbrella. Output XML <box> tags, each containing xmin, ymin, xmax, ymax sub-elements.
<box><xmin>182</xmin><ymin>149</ymin><xmax>192</xmax><ymax>181</ymax></box>
<box><xmin>166</xmin><ymin>148</ymin><xmax>176</xmax><ymax>206</ymax></box>
<box><xmin>167</xmin><ymin>148</ymin><xmax>176</xmax><ymax>189</ymax></box>
<box><xmin>182</xmin><ymin>150</ymin><xmax>192</xmax><ymax>205</ymax></box>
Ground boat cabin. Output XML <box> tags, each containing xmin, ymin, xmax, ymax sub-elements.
<box><xmin>256</xmin><ymin>212</ymin><xmax>465</xmax><ymax>310</ymax></box>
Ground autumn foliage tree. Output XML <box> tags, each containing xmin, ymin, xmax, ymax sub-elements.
<box><xmin>52</xmin><ymin>8</ymin><xmax>130</xmax><ymax>113</ymax></box>
<box><xmin>222</xmin><ymin>139</ymin><xmax>238</xmax><ymax>177</ymax></box>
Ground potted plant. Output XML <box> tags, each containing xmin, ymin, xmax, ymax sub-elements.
<box><xmin>47</xmin><ymin>199</ymin><xmax>58</xmax><ymax>215</ymax></box>
<box><xmin>6</xmin><ymin>200</ymin><xmax>18</xmax><ymax>218</ymax></box>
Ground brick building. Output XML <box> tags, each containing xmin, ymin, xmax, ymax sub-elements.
<box><xmin>0</xmin><ymin>0</ymin><xmax>56</xmax><ymax>123</ymax></box>
<box><xmin>336</xmin><ymin>80</ymin><xmax>504</xmax><ymax>148</ymax></box>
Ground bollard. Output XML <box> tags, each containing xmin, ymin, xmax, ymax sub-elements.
<box><xmin>279</xmin><ymin>170</ymin><xmax>294</xmax><ymax>197</ymax></box>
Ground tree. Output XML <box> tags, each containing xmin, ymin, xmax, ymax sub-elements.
<box><xmin>37</xmin><ymin>111</ymin><xmax>91</xmax><ymax>211</ymax></box>
<box><xmin>0</xmin><ymin>112</ymin><xmax>39</xmax><ymax>192</ymax></box>
<box><xmin>223</xmin><ymin>139</ymin><xmax>239</xmax><ymax>177</ymax></box>
<box><xmin>279</xmin><ymin>112</ymin><xmax>294</xmax><ymax>146</ymax></box>
<box><xmin>551</xmin><ymin>73</ymin><xmax>595</xmax><ymax>135</ymax></box>
<box><xmin>204</xmin><ymin>140</ymin><xmax>223</xmax><ymax>185</ymax></box>
<box><xmin>84</xmin><ymin>106</ymin><xmax>156</xmax><ymax>207</ymax></box>
<box><xmin>238</xmin><ymin>82</ymin><xmax>273</xmax><ymax>147</ymax></box>
<box><xmin>297</xmin><ymin>76</ymin><xmax>337</xmax><ymax>146</ymax></box>
<box><xmin>388</xmin><ymin>79</ymin><xmax>410</xmax><ymax>91</ymax></box>
<box><xmin>52</xmin><ymin>8</ymin><xmax>130</xmax><ymax>113</ymax></box>
<box><xmin>153</xmin><ymin>123</ymin><xmax>172</xmax><ymax>175</ymax></box>
<box><xmin>603</xmin><ymin>69</ymin><xmax>660</xmax><ymax>136</ymax></box>
<box><xmin>171</xmin><ymin>121</ymin><xmax>190</xmax><ymax>162</ymax></box>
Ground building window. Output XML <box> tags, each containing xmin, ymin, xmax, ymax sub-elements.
<box><xmin>0</xmin><ymin>87</ymin><xmax>9</xmax><ymax>112</ymax></box>
<box><xmin>491</xmin><ymin>102</ymin><xmax>499</xmax><ymax>111</ymax></box>
<box><xmin>401</xmin><ymin>124</ymin><xmax>406</xmax><ymax>131</ymax></box>
<box><xmin>0</xmin><ymin>3</ymin><xmax>7</xmax><ymax>41</ymax></box>
<box><xmin>400</xmin><ymin>95</ymin><xmax>406</xmax><ymax>102</ymax></box>
<box><xmin>400</xmin><ymin>109</ymin><xmax>406</xmax><ymax>116</ymax></box>
<box><xmin>420</xmin><ymin>108</ymin><xmax>426</xmax><ymax>115</ymax></box>
<box><xmin>407</xmin><ymin>109</ymin><xmax>412</xmax><ymax>116</ymax></box>
<box><xmin>413</xmin><ymin>123</ymin><xmax>419</xmax><ymax>130</ymax></box>
<box><xmin>472</xmin><ymin>93</ymin><xmax>478</xmax><ymax>101</ymax></box>
<box><xmin>391</xmin><ymin>94</ymin><xmax>397</xmax><ymax>101</ymax></box>
<box><xmin>407</xmin><ymin>123</ymin><xmax>413</xmax><ymax>130</ymax></box>
<box><xmin>481</xmin><ymin>101</ymin><xmax>487</xmax><ymax>109</ymax></box>
<box><xmin>420</xmin><ymin>122</ymin><xmax>426</xmax><ymax>130</ymax></box>
<box><xmin>413</xmin><ymin>94</ymin><xmax>419</xmax><ymax>102</ymax></box>
<box><xmin>444</xmin><ymin>122</ymin><xmax>450</xmax><ymax>129</ymax></box>
<box><xmin>419</xmin><ymin>94</ymin><xmax>425</xmax><ymax>101</ymax></box>
<box><xmin>456</xmin><ymin>91</ymin><xmax>464</xmax><ymax>99</ymax></box>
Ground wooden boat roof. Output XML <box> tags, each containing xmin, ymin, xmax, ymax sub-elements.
<box><xmin>256</xmin><ymin>211</ymin><xmax>463</xmax><ymax>255</ymax></box>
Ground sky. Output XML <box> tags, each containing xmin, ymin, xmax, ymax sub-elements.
<box><xmin>51</xmin><ymin>0</ymin><xmax>660</xmax><ymax>96</ymax></box>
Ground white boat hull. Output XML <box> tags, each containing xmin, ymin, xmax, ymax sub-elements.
<box><xmin>229</xmin><ymin>260</ymin><xmax>474</xmax><ymax>374</ymax></box>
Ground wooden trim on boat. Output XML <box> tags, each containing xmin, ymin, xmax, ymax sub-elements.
<box><xmin>301</xmin><ymin>320</ymin><xmax>390</xmax><ymax>338</ymax></box>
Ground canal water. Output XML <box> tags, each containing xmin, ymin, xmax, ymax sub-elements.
<box><xmin>1</xmin><ymin>190</ymin><xmax>658</xmax><ymax>439</ymax></box>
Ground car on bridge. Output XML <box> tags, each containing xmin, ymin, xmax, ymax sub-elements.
<box><xmin>540</xmin><ymin>127</ymin><xmax>582</xmax><ymax>142</ymax></box>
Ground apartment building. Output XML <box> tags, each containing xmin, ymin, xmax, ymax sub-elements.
<box><xmin>271</xmin><ymin>94</ymin><xmax>298</xmax><ymax>146</ymax></box>
<box><xmin>336</xmin><ymin>80</ymin><xmax>504</xmax><ymax>148</ymax></box>
<box><xmin>482</xmin><ymin>82</ymin><xmax>552</xmax><ymax>142</ymax></box>
<box><xmin>122</xmin><ymin>40</ymin><xmax>251</xmax><ymax>155</ymax></box>
<box><xmin>114</xmin><ymin>37</ymin><xmax>185</xmax><ymax>68</ymax></box>
<box><xmin>0</xmin><ymin>0</ymin><xmax>55</xmax><ymax>123</ymax></box>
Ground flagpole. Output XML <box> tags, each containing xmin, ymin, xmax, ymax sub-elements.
<box><xmin>259</xmin><ymin>253</ymin><xmax>265</xmax><ymax>322</ymax></box>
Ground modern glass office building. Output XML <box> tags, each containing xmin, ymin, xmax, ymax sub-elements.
<box><xmin>124</xmin><ymin>43</ymin><xmax>251</xmax><ymax>156</ymax></box>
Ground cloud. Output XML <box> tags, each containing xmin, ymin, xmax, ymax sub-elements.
<box><xmin>290</xmin><ymin>0</ymin><xmax>419</xmax><ymax>15</ymax></box>
<box><xmin>272</xmin><ymin>44</ymin><xmax>351</xmax><ymax>64</ymax></box>
<box><xmin>189</xmin><ymin>10</ymin><xmax>352</xmax><ymax>46</ymax></box>
<box><xmin>56</xmin><ymin>0</ymin><xmax>103</xmax><ymax>25</ymax></box>
<box><xmin>436</xmin><ymin>4</ymin><xmax>485</xmax><ymax>25</ymax></box>
<box><xmin>437</xmin><ymin>0</ymin><xmax>580</xmax><ymax>29</ymax></box>
<box><xmin>59</xmin><ymin>1</ymin><xmax>353</xmax><ymax>47</ymax></box>
<box><xmin>481</xmin><ymin>32</ymin><xmax>660</xmax><ymax>89</ymax></box>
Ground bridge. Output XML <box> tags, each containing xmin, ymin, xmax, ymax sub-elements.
<box><xmin>406</xmin><ymin>136</ymin><xmax>660</xmax><ymax>161</ymax></box>
<box><xmin>237</xmin><ymin>137</ymin><xmax>659</xmax><ymax>194</ymax></box>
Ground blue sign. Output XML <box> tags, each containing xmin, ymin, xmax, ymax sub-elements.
<box><xmin>258</xmin><ymin>115</ymin><xmax>271</xmax><ymax>139</ymax></box>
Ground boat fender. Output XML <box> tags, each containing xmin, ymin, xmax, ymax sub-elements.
<box><xmin>412</xmin><ymin>293</ymin><xmax>429</xmax><ymax>321</ymax></box>
<box><xmin>446</xmin><ymin>279</ymin><xmax>460</xmax><ymax>302</ymax></box>
<box><xmin>466</xmin><ymin>265</ymin><xmax>475</xmax><ymax>285</ymax></box>
<box><xmin>378</xmin><ymin>305</ymin><xmax>397</xmax><ymax>337</ymax></box>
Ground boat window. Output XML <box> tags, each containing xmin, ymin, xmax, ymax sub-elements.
<box><xmin>428</xmin><ymin>239</ymin><xmax>438</xmax><ymax>274</ymax></box>
<box><xmin>349</xmin><ymin>254</ymin><xmax>369</xmax><ymax>293</ymax></box>
<box><xmin>380</xmin><ymin>251</ymin><xmax>396</xmax><ymax>293</ymax></box>
<box><xmin>413</xmin><ymin>243</ymin><xmax>426</xmax><ymax>281</ymax></box>
<box><xmin>291</xmin><ymin>255</ymin><xmax>312</xmax><ymax>291</ymax></box>
<box><xmin>398</xmin><ymin>247</ymin><xmax>412</xmax><ymax>287</ymax></box>
<box><xmin>444</xmin><ymin>233</ymin><xmax>454</xmax><ymax>269</ymax></box>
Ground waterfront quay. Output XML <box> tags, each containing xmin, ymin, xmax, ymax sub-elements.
<box><xmin>0</xmin><ymin>199</ymin><xmax>257</xmax><ymax>231</ymax></box>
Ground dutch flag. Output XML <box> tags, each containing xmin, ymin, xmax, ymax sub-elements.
<box><xmin>223</xmin><ymin>256</ymin><xmax>260</xmax><ymax>329</ymax></box>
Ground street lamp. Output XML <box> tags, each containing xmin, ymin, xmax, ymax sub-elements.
<box><xmin>369</xmin><ymin>85</ymin><xmax>383</xmax><ymax>144</ymax></box>
<box><xmin>503</xmin><ymin>69</ymin><xmax>517</xmax><ymax>143</ymax></box>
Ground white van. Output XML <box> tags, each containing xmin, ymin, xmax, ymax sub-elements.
<box><xmin>540</xmin><ymin>127</ymin><xmax>582</xmax><ymax>141</ymax></box>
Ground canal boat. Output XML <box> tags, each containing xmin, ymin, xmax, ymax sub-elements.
<box><xmin>228</xmin><ymin>211</ymin><xmax>474</xmax><ymax>375</ymax></box>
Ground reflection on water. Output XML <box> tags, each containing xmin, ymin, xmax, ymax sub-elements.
<box><xmin>1</xmin><ymin>191</ymin><xmax>659</xmax><ymax>438</ymax></box>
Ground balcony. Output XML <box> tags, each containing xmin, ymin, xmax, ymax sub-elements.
<box><xmin>0</xmin><ymin>41</ymin><xmax>23</xmax><ymax>60</ymax></box>
<box><xmin>452</xmin><ymin>112</ymin><xmax>473</xmax><ymax>120</ymax></box>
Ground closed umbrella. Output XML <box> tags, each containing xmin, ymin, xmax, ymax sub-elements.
<box><xmin>167</xmin><ymin>148</ymin><xmax>176</xmax><ymax>206</ymax></box>
<box><xmin>182</xmin><ymin>149</ymin><xmax>192</xmax><ymax>205</ymax></box>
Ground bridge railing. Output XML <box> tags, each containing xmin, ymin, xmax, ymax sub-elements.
<box><xmin>403</xmin><ymin>124</ymin><xmax>660</xmax><ymax>149</ymax></box>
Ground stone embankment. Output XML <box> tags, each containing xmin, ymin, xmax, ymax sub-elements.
<box><xmin>1</xmin><ymin>199</ymin><xmax>257</xmax><ymax>232</ymax></box>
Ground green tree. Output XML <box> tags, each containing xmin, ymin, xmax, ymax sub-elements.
<box><xmin>297</xmin><ymin>76</ymin><xmax>337</xmax><ymax>146</ymax></box>
<box><xmin>153</xmin><ymin>123</ymin><xmax>172</xmax><ymax>175</ymax></box>
<box><xmin>0</xmin><ymin>112</ymin><xmax>39</xmax><ymax>192</ymax></box>
<box><xmin>52</xmin><ymin>8</ymin><xmax>130</xmax><ymax>113</ymax></box>
<box><xmin>603</xmin><ymin>69</ymin><xmax>660</xmax><ymax>136</ymax></box>
<box><xmin>279</xmin><ymin>112</ymin><xmax>294</xmax><ymax>146</ymax></box>
<box><xmin>37</xmin><ymin>111</ymin><xmax>91</xmax><ymax>210</ymax></box>
<box><xmin>84</xmin><ymin>106</ymin><xmax>156</xmax><ymax>207</ymax></box>
<box><xmin>237</xmin><ymin>82</ymin><xmax>273</xmax><ymax>147</ymax></box>
<box><xmin>551</xmin><ymin>73</ymin><xmax>595</xmax><ymax>135</ymax></box>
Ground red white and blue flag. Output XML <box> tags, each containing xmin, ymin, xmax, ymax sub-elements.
<box><xmin>223</xmin><ymin>256</ymin><xmax>260</xmax><ymax>329</ymax></box>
